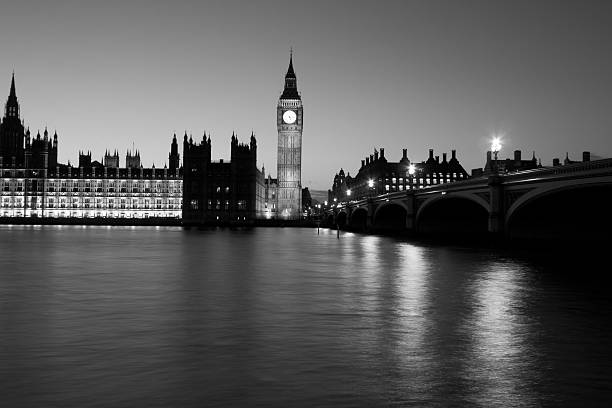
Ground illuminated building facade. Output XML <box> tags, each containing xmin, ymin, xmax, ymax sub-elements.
<box><xmin>329</xmin><ymin>147</ymin><xmax>469</xmax><ymax>202</ymax></box>
<box><xmin>1</xmin><ymin>167</ymin><xmax>182</xmax><ymax>219</ymax></box>
<box><xmin>0</xmin><ymin>74</ymin><xmax>276</xmax><ymax>224</ymax></box>
<box><xmin>0</xmin><ymin>74</ymin><xmax>182</xmax><ymax>220</ymax></box>
<box><xmin>276</xmin><ymin>53</ymin><xmax>303</xmax><ymax>219</ymax></box>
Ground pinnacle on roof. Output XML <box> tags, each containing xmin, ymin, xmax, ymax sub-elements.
<box><xmin>9</xmin><ymin>72</ymin><xmax>16</xmax><ymax>99</ymax></box>
<box><xmin>285</xmin><ymin>49</ymin><xmax>296</xmax><ymax>79</ymax></box>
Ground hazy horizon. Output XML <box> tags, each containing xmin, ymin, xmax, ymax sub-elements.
<box><xmin>1</xmin><ymin>0</ymin><xmax>611</xmax><ymax>190</ymax></box>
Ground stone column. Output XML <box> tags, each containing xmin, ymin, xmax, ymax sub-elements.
<box><xmin>404</xmin><ymin>193</ymin><xmax>416</xmax><ymax>231</ymax></box>
<box><xmin>488</xmin><ymin>175</ymin><xmax>504</xmax><ymax>234</ymax></box>
<box><xmin>366</xmin><ymin>200</ymin><xmax>374</xmax><ymax>231</ymax></box>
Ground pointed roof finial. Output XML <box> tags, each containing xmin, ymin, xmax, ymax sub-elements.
<box><xmin>286</xmin><ymin>49</ymin><xmax>296</xmax><ymax>79</ymax></box>
<box><xmin>10</xmin><ymin>71</ymin><xmax>16</xmax><ymax>98</ymax></box>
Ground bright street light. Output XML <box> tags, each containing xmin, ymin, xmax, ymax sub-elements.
<box><xmin>408</xmin><ymin>164</ymin><xmax>416</xmax><ymax>175</ymax></box>
<box><xmin>491</xmin><ymin>136</ymin><xmax>502</xmax><ymax>154</ymax></box>
<box><xmin>368</xmin><ymin>179</ymin><xmax>374</xmax><ymax>188</ymax></box>
<box><xmin>491</xmin><ymin>134</ymin><xmax>503</xmax><ymax>173</ymax></box>
<box><xmin>346</xmin><ymin>189</ymin><xmax>351</xmax><ymax>196</ymax></box>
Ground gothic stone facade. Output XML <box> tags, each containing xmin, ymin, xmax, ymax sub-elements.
<box><xmin>182</xmin><ymin>132</ymin><xmax>265</xmax><ymax>225</ymax></box>
<box><xmin>276</xmin><ymin>54</ymin><xmax>303</xmax><ymax>219</ymax></box>
<box><xmin>0</xmin><ymin>75</ymin><xmax>181</xmax><ymax>219</ymax></box>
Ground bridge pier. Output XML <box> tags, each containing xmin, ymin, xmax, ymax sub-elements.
<box><xmin>404</xmin><ymin>196</ymin><xmax>415</xmax><ymax>231</ymax></box>
<box><xmin>366</xmin><ymin>200</ymin><xmax>374</xmax><ymax>231</ymax></box>
<box><xmin>488</xmin><ymin>175</ymin><xmax>504</xmax><ymax>235</ymax></box>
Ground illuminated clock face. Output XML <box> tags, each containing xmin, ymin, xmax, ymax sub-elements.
<box><xmin>283</xmin><ymin>110</ymin><xmax>297</xmax><ymax>124</ymax></box>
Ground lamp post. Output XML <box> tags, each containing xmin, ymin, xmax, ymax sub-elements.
<box><xmin>368</xmin><ymin>178</ymin><xmax>374</xmax><ymax>197</ymax></box>
<box><xmin>491</xmin><ymin>136</ymin><xmax>502</xmax><ymax>174</ymax></box>
<box><xmin>408</xmin><ymin>164</ymin><xmax>416</xmax><ymax>190</ymax></box>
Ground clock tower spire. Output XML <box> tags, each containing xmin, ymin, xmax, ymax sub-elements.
<box><xmin>276</xmin><ymin>51</ymin><xmax>303</xmax><ymax>219</ymax></box>
<box><xmin>281</xmin><ymin>51</ymin><xmax>300</xmax><ymax>100</ymax></box>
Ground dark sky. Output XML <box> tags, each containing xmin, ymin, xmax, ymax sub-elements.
<box><xmin>1</xmin><ymin>0</ymin><xmax>611</xmax><ymax>189</ymax></box>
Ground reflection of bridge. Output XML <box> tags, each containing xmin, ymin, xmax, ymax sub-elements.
<box><xmin>325</xmin><ymin>159</ymin><xmax>612</xmax><ymax>240</ymax></box>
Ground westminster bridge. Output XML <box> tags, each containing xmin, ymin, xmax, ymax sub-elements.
<box><xmin>323</xmin><ymin>158</ymin><xmax>612</xmax><ymax>240</ymax></box>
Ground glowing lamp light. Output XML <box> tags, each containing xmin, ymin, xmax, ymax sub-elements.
<box><xmin>490</xmin><ymin>136</ymin><xmax>503</xmax><ymax>153</ymax></box>
<box><xmin>324</xmin><ymin>201</ymin><xmax>328</xmax><ymax>206</ymax></box>
<box><xmin>408</xmin><ymin>164</ymin><xmax>416</xmax><ymax>175</ymax></box>
<box><xmin>368</xmin><ymin>179</ymin><xmax>374</xmax><ymax>188</ymax></box>
<box><xmin>333</xmin><ymin>198</ymin><xmax>337</xmax><ymax>202</ymax></box>
<box><xmin>347</xmin><ymin>189</ymin><xmax>352</xmax><ymax>196</ymax></box>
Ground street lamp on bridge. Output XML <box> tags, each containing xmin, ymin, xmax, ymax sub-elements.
<box><xmin>368</xmin><ymin>179</ymin><xmax>375</xmax><ymax>197</ymax></box>
<box><xmin>408</xmin><ymin>164</ymin><xmax>416</xmax><ymax>190</ymax></box>
<box><xmin>491</xmin><ymin>135</ymin><xmax>503</xmax><ymax>173</ymax></box>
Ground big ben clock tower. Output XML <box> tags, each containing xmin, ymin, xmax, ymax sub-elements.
<box><xmin>277</xmin><ymin>52</ymin><xmax>303</xmax><ymax>219</ymax></box>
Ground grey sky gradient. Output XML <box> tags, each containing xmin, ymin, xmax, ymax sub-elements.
<box><xmin>1</xmin><ymin>0</ymin><xmax>611</xmax><ymax>189</ymax></box>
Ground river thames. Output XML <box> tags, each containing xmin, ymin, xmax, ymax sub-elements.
<box><xmin>1</xmin><ymin>225</ymin><xmax>611</xmax><ymax>407</ymax></box>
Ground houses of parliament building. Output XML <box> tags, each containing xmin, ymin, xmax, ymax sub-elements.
<box><xmin>0</xmin><ymin>56</ymin><xmax>303</xmax><ymax>224</ymax></box>
<box><xmin>0</xmin><ymin>72</ymin><xmax>183</xmax><ymax>220</ymax></box>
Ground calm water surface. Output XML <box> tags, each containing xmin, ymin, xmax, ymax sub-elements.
<box><xmin>1</xmin><ymin>225</ymin><xmax>611</xmax><ymax>407</ymax></box>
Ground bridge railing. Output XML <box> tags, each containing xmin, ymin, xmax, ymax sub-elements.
<box><xmin>501</xmin><ymin>158</ymin><xmax>612</xmax><ymax>182</ymax></box>
<box><xmin>330</xmin><ymin>158</ymin><xmax>612</xmax><ymax>210</ymax></box>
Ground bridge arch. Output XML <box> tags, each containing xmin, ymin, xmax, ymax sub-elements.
<box><xmin>348</xmin><ymin>206</ymin><xmax>368</xmax><ymax>232</ymax></box>
<box><xmin>372</xmin><ymin>202</ymin><xmax>408</xmax><ymax>232</ymax></box>
<box><xmin>415</xmin><ymin>193</ymin><xmax>490</xmax><ymax>236</ymax></box>
<box><xmin>506</xmin><ymin>180</ymin><xmax>612</xmax><ymax>241</ymax></box>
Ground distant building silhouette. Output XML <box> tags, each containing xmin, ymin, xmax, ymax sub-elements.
<box><xmin>0</xmin><ymin>74</ymin><xmax>58</xmax><ymax>169</ymax></box>
<box><xmin>169</xmin><ymin>134</ymin><xmax>180</xmax><ymax>171</ymax></box>
<box><xmin>552</xmin><ymin>151</ymin><xmax>591</xmax><ymax>167</ymax></box>
<box><xmin>182</xmin><ymin>132</ymin><xmax>265</xmax><ymax>224</ymax></box>
<box><xmin>329</xmin><ymin>147</ymin><xmax>469</xmax><ymax>202</ymax></box>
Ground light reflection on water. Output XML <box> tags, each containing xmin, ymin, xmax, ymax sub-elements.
<box><xmin>0</xmin><ymin>225</ymin><xmax>611</xmax><ymax>407</ymax></box>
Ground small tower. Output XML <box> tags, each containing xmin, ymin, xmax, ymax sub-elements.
<box><xmin>126</xmin><ymin>149</ymin><xmax>141</xmax><ymax>168</ymax></box>
<box><xmin>79</xmin><ymin>150</ymin><xmax>92</xmax><ymax>167</ymax></box>
<box><xmin>182</xmin><ymin>130</ymin><xmax>212</xmax><ymax>224</ymax></box>
<box><xmin>169</xmin><ymin>133</ymin><xmax>180</xmax><ymax>170</ymax></box>
<box><xmin>0</xmin><ymin>73</ymin><xmax>26</xmax><ymax>167</ymax></box>
<box><xmin>104</xmin><ymin>149</ymin><xmax>120</xmax><ymax>168</ymax></box>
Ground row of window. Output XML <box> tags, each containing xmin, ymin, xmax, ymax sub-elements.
<box><xmin>2</xmin><ymin>197</ymin><xmax>181</xmax><ymax>209</ymax></box>
<box><xmin>1</xmin><ymin>180</ymin><xmax>182</xmax><ymax>193</ymax></box>
<box><xmin>189</xmin><ymin>199</ymin><xmax>248</xmax><ymax>211</ymax></box>
<box><xmin>2</xmin><ymin>210</ymin><xmax>181</xmax><ymax>218</ymax></box>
